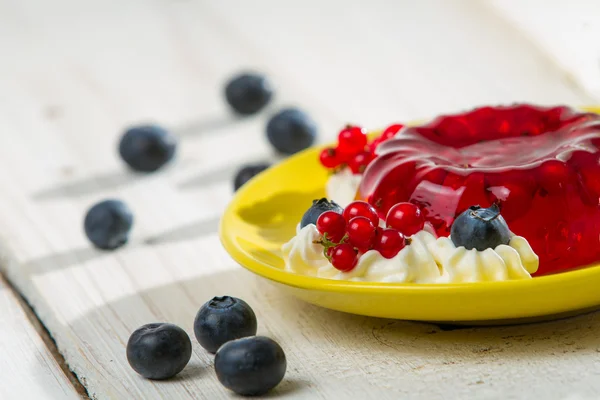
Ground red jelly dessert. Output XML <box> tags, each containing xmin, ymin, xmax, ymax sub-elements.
<box><xmin>358</xmin><ymin>104</ymin><xmax>600</xmax><ymax>275</ymax></box>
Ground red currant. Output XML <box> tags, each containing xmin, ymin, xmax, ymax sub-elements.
<box><xmin>338</xmin><ymin>126</ymin><xmax>367</xmax><ymax>155</ymax></box>
<box><xmin>368</xmin><ymin>124</ymin><xmax>404</xmax><ymax>153</ymax></box>
<box><xmin>374</xmin><ymin>228</ymin><xmax>406</xmax><ymax>258</ymax></box>
<box><xmin>343</xmin><ymin>201</ymin><xmax>379</xmax><ymax>227</ymax></box>
<box><xmin>386</xmin><ymin>202</ymin><xmax>424</xmax><ymax>236</ymax></box>
<box><xmin>347</xmin><ymin>216</ymin><xmax>376</xmax><ymax>251</ymax></box>
<box><xmin>381</xmin><ymin>124</ymin><xmax>404</xmax><ymax>141</ymax></box>
<box><xmin>319</xmin><ymin>147</ymin><xmax>341</xmax><ymax>168</ymax></box>
<box><xmin>330</xmin><ymin>243</ymin><xmax>358</xmax><ymax>272</ymax></box>
<box><xmin>336</xmin><ymin>147</ymin><xmax>354</xmax><ymax>165</ymax></box>
<box><xmin>316</xmin><ymin>211</ymin><xmax>346</xmax><ymax>243</ymax></box>
<box><xmin>348</xmin><ymin>151</ymin><xmax>374</xmax><ymax>174</ymax></box>
<box><xmin>365</xmin><ymin>141</ymin><xmax>377</xmax><ymax>153</ymax></box>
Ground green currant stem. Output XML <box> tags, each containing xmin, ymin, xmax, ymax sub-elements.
<box><xmin>313</xmin><ymin>233</ymin><xmax>349</xmax><ymax>261</ymax></box>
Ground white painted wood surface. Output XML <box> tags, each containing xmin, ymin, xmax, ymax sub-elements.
<box><xmin>0</xmin><ymin>0</ymin><xmax>600</xmax><ymax>399</ymax></box>
<box><xmin>488</xmin><ymin>0</ymin><xmax>600</xmax><ymax>100</ymax></box>
<box><xmin>0</xmin><ymin>276</ymin><xmax>81</xmax><ymax>399</ymax></box>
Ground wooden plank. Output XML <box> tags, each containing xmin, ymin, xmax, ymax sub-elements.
<box><xmin>0</xmin><ymin>0</ymin><xmax>599</xmax><ymax>399</ymax></box>
<box><xmin>487</xmin><ymin>0</ymin><xmax>600</xmax><ymax>99</ymax></box>
<box><xmin>0</xmin><ymin>276</ymin><xmax>82</xmax><ymax>399</ymax></box>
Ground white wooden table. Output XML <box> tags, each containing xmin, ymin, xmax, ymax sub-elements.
<box><xmin>1</xmin><ymin>1</ymin><xmax>600</xmax><ymax>399</ymax></box>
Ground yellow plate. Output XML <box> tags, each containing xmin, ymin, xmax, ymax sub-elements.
<box><xmin>220</xmin><ymin>106</ymin><xmax>600</xmax><ymax>325</ymax></box>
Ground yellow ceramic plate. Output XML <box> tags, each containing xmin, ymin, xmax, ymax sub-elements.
<box><xmin>220</xmin><ymin>106</ymin><xmax>600</xmax><ymax>325</ymax></box>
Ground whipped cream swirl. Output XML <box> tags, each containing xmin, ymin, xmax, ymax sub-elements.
<box><xmin>325</xmin><ymin>168</ymin><xmax>362</xmax><ymax>208</ymax></box>
<box><xmin>282</xmin><ymin>225</ymin><xmax>539</xmax><ymax>283</ymax></box>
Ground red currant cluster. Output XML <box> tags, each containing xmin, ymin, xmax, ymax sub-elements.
<box><xmin>318</xmin><ymin>124</ymin><xmax>404</xmax><ymax>174</ymax></box>
<box><xmin>315</xmin><ymin>201</ymin><xmax>425</xmax><ymax>272</ymax></box>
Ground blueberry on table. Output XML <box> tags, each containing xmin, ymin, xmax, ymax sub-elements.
<box><xmin>450</xmin><ymin>204</ymin><xmax>511</xmax><ymax>251</ymax></box>
<box><xmin>215</xmin><ymin>336</ymin><xmax>287</xmax><ymax>396</ymax></box>
<box><xmin>194</xmin><ymin>296</ymin><xmax>257</xmax><ymax>353</ymax></box>
<box><xmin>126</xmin><ymin>323</ymin><xmax>192</xmax><ymax>380</ymax></box>
<box><xmin>234</xmin><ymin>163</ymin><xmax>271</xmax><ymax>191</ymax></box>
<box><xmin>119</xmin><ymin>125</ymin><xmax>177</xmax><ymax>172</ymax></box>
<box><xmin>300</xmin><ymin>198</ymin><xmax>343</xmax><ymax>229</ymax></box>
<box><xmin>266</xmin><ymin>108</ymin><xmax>317</xmax><ymax>155</ymax></box>
<box><xmin>225</xmin><ymin>73</ymin><xmax>273</xmax><ymax>115</ymax></box>
<box><xmin>84</xmin><ymin>199</ymin><xmax>133</xmax><ymax>250</ymax></box>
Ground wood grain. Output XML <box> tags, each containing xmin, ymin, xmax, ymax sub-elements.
<box><xmin>488</xmin><ymin>0</ymin><xmax>600</xmax><ymax>99</ymax></box>
<box><xmin>0</xmin><ymin>0</ymin><xmax>599</xmax><ymax>399</ymax></box>
<box><xmin>0</xmin><ymin>275</ymin><xmax>82</xmax><ymax>399</ymax></box>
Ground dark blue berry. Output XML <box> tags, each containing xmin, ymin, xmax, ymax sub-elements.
<box><xmin>300</xmin><ymin>198</ymin><xmax>343</xmax><ymax>229</ymax></box>
<box><xmin>225</xmin><ymin>73</ymin><xmax>273</xmax><ymax>115</ymax></box>
<box><xmin>84</xmin><ymin>199</ymin><xmax>133</xmax><ymax>250</ymax></box>
<box><xmin>126</xmin><ymin>323</ymin><xmax>192</xmax><ymax>380</ymax></box>
<box><xmin>215</xmin><ymin>336</ymin><xmax>286</xmax><ymax>396</ymax></box>
<box><xmin>194</xmin><ymin>296</ymin><xmax>257</xmax><ymax>353</ymax></box>
<box><xmin>266</xmin><ymin>108</ymin><xmax>317</xmax><ymax>155</ymax></box>
<box><xmin>450</xmin><ymin>204</ymin><xmax>510</xmax><ymax>251</ymax></box>
<box><xmin>119</xmin><ymin>125</ymin><xmax>177</xmax><ymax>172</ymax></box>
<box><xmin>234</xmin><ymin>163</ymin><xmax>270</xmax><ymax>191</ymax></box>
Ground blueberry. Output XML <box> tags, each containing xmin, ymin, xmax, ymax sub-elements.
<box><xmin>450</xmin><ymin>204</ymin><xmax>511</xmax><ymax>251</ymax></box>
<box><xmin>225</xmin><ymin>73</ymin><xmax>273</xmax><ymax>115</ymax></box>
<box><xmin>215</xmin><ymin>336</ymin><xmax>286</xmax><ymax>396</ymax></box>
<box><xmin>84</xmin><ymin>199</ymin><xmax>133</xmax><ymax>250</ymax></box>
<box><xmin>266</xmin><ymin>108</ymin><xmax>317</xmax><ymax>155</ymax></box>
<box><xmin>194</xmin><ymin>296</ymin><xmax>257</xmax><ymax>353</ymax></box>
<box><xmin>126</xmin><ymin>323</ymin><xmax>192</xmax><ymax>380</ymax></box>
<box><xmin>234</xmin><ymin>163</ymin><xmax>270</xmax><ymax>191</ymax></box>
<box><xmin>119</xmin><ymin>125</ymin><xmax>177</xmax><ymax>172</ymax></box>
<box><xmin>300</xmin><ymin>198</ymin><xmax>343</xmax><ymax>229</ymax></box>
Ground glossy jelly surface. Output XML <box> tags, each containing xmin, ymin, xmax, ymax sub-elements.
<box><xmin>359</xmin><ymin>104</ymin><xmax>600</xmax><ymax>275</ymax></box>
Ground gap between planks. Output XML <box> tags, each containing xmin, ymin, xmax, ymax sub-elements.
<box><xmin>1</xmin><ymin>273</ymin><xmax>90</xmax><ymax>399</ymax></box>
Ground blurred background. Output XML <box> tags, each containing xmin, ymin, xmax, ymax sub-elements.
<box><xmin>2</xmin><ymin>0</ymin><xmax>599</xmax><ymax>144</ymax></box>
<box><xmin>2</xmin><ymin>0</ymin><xmax>599</xmax><ymax>204</ymax></box>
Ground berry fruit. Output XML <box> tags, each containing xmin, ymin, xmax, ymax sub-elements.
<box><xmin>348</xmin><ymin>151</ymin><xmax>374</xmax><ymax>174</ymax></box>
<box><xmin>385</xmin><ymin>202</ymin><xmax>424</xmax><ymax>236</ymax></box>
<box><xmin>300</xmin><ymin>198</ymin><xmax>343</xmax><ymax>229</ymax></box>
<box><xmin>330</xmin><ymin>243</ymin><xmax>358</xmax><ymax>272</ymax></box>
<box><xmin>224</xmin><ymin>73</ymin><xmax>273</xmax><ymax>115</ymax></box>
<box><xmin>343</xmin><ymin>201</ymin><xmax>379</xmax><ymax>227</ymax></box>
<box><xmin>266</xmin><ymin>108</ymin><xmax>317</xmax><ymax>155</ymax></box>
<box><xmin>359</xmin><ymin>104</ymin><xmax>600</xmax><ymax>274</ymax></box>
<box><xmin>373</xmin><ymin>229</ymin><xmax>406</xmax><ymax>259</ymax></box>
<box><xmin>84</xmin><ymin>199</ymin><xmax>133</xmax><ymax>250</ymax></box>
<box><xmin>381</xmin><ymin>123</ymin><xmax>404</xmax><ymax>140</ymax></box>
<box><xmin>233</xmin><ymin>163</ymin><xmax>271</xmax><ymax>191</ymax></box>
<box><xmin>126</xmin><ymin>323</ymin><xmax>192</xmax><ymax>380</ymax></box>
<box><xmin>119</xmin><ymin>125</ymin><xmax>177</xmax><ymax>172</ymax></box>
<box><xmin>215</xmin><ymin>336</ymin><xmax>286</xmax><ymax>396</ymax></box>
<box><xmin>319</xmin><ymin>147</ymin><xmax>342</xmax><ymax>168</ymax></box>
<box><xmin>451</xmin><ymin>204</ymin><xmax>510</xmax><ymax>251</ymax></box>
<box><xmin>347</xmin><ymin>216</ymin><xmax>376</xmax><ymax>251</ymax></box>
<box><xmin>194</xmin><ymin>296</ymin><xmax>257</xmax><ymax>354</ymax></box>
<box><xmin>338</xmin><ymin>126</ymin><xmax>367</xmax><ymax>155</ymax></box>
<box><xmin>316</xmin><ymin>211</ymin><xmax>346</xmax><ymax>243</ymax></box>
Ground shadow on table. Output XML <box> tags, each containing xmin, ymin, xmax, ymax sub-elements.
<box><xmin>31</xmin><ymin>114</ymin><xmax>243</xmax><ymax>200</ymax></box>
<box><xmin>173</xmin><ymin>114</ymin><xmax>243</xmax><ymax>140</ymax></box>
<box><xmin>32</xmin><ymin>170</ymin><xmax>142</xmax><ymax>200</ymax></box>
<box><xmin>21</xmin><ymin>245</ymin><xmax>143</xmax><ymax>275</ymax></box>
<box><xmin>22</xmin><ymin>219</ymin><xmax>222</xmax><ymax>274</ymax></box>
<box><xmin>62</xmin><ymin>265</ymin><xmax>600</xmax><ymax>396</ymax></box>
<box><xmin>67</xmin><ymin>269</ymin><xmax>311</xmax><ymax>397</ymax></box>
<box><xmin>145</xmin><ymin>217</ymin><xmax>221</xmax><ymax>245</ymax></box>
<box><xmin>177</xmin><ymin>165</ymin><xmax>239</xmax><ymax>190</ymax></box>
